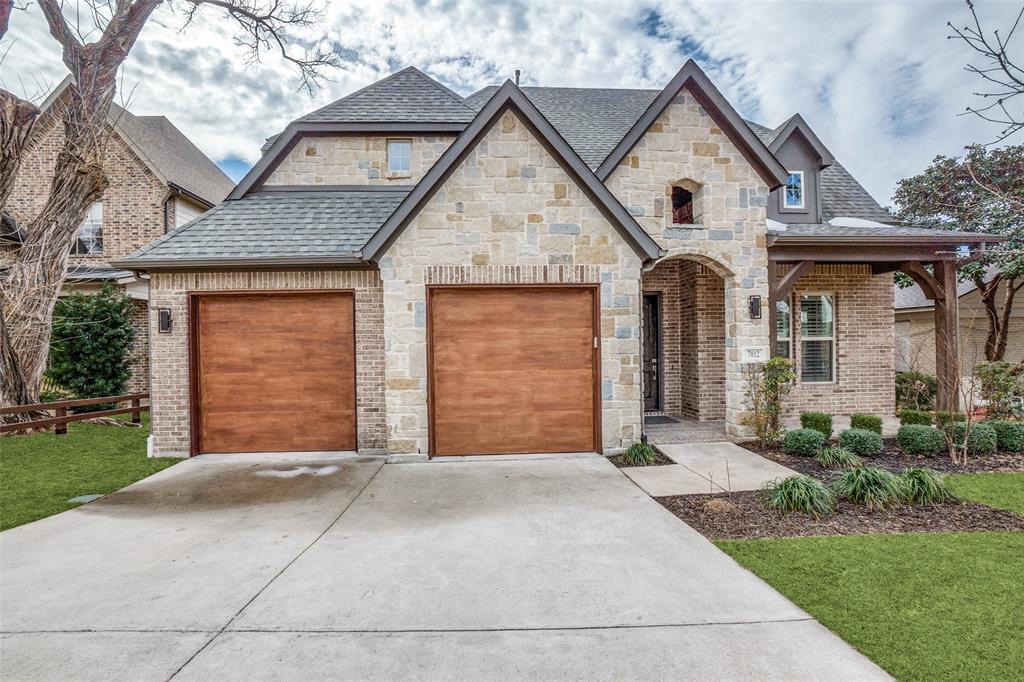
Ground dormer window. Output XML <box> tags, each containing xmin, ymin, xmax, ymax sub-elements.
<box><xmin>783</xmin><ymin>171</ymin><xmax>804</xmax><ymax>209</ymax></box>
<box><xmin>387</xmin><ymin>139</ymin><xmax>412</xmax><ymax>173</ymax></box>
<box><xmin>670</xmin><ymin>180</ymin><xmax>704</xmax><ymax>225</ymax></box>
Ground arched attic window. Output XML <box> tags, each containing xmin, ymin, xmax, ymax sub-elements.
<box><xmin>671</xmin><ymin>180</ymin><xmax>704</xmax><ymax>225</ymax></box>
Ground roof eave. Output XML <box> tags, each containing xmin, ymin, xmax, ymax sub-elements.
<box><xmin>110</xmin><ymin>254</ymin><xmax>368</xmax><ymax>272</ymax></box>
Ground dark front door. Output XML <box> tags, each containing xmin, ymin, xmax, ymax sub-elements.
<box><xmin>642</xmin><ymin>293</ymin><xmax>661</xmax><ymax>412</ymax></box>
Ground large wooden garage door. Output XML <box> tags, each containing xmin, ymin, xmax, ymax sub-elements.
<box><xmin>192</xmin><ymin>292</ymin><xmax>356</xmax><ymax>454</ymax></box>
<box><xmin>428</xmin><ymin>286</ymin><xmax>599</xmax><ymax>456</ymax></box>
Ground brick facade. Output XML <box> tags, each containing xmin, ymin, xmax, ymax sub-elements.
<box><xmin>780</xmin><ymin>264</ymin><xmax>896</xmax><ymax>416</ymax></box>
<box><xmin>147</xmin><ymin>270</ymin><xmax>386</xmax><ymax>457</ymax></box>
<box><xmin>126</xmin><ymin>299</ymin><xmax>150</xmax><ymax>394</ymax></box>
<box><xmin>266</xmin><ymin>135</ymin><xmax>455</xmax><ymax>186</ymax></box>
<box><xmin>380</xmin><ymin>110</ymin><xmax>643</xmax><ymax>455</ymax></box>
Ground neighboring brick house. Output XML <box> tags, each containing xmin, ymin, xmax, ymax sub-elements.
<box><xmin>6</xmin><ymin>79</ymin><xmax>235</xmax><ymax>392</ymax></box>
<box><xmin>114</xmin><ymin>63</ymin><xmax>996</xmax><ymax>458</ymax></box>
<box><xmin>895</xmin><ymin>267</ymin><xmax>1024</xmax><ymax>377</ymax></box>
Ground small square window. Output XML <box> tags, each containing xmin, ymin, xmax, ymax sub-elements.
<box><xmin>387</xmin><ymin>139</ymin><xmax>412</xmax><ymax>173</ymax></box>
<box><xmin>783</xmin><ymin>171</ymin><xmax>804</xmax><ymax>209</ymax></box>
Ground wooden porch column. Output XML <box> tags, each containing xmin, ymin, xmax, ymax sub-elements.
<box><xmin>933</xmin><ymin>260</ymin><xmax>960</xmax><ymax>412</ymax></box>
<box><xmin>768</xmin><ymin>259</ymin><xmax>814</xmax><ymax>357</ymax></box>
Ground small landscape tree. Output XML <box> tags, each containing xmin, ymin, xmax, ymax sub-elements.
<box><xmin>742</xmin><ymin>356</ymin><xmax>796</xmax><ymax>447</ymax></box>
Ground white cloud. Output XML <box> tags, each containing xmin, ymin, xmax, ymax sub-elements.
<box><xmin>3</xmin><ymin>0</ymin><xmax>1020</xmax><ymax>204</ymax></box>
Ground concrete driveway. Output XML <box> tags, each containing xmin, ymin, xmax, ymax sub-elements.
<box><xmin>1</xmin><ymin>453</ymin><xmax>888</xmax><ymax>681</ymax></box>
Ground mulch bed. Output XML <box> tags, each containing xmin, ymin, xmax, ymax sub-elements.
<box><xmin>656</xmin><ymin>491</ymin><xmax>1024</xmax><ymax>540</ymax></box>
<box><xmin>608</xmin><ymin>450</ymin><xmax>676</xmax><ymax>468</ymax></box>
<box><xmin>742</xmin><ymin>439</ymin><xmax>1024</xmax><ymax>480</ymax></box>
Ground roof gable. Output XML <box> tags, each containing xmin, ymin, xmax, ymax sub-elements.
<box><xmin>595</xmin><ymin>60</ymin><xmax>788</xmax><ymax>188</ymax></box>
<box><xmin>361</xmin><ymin>81</ymin><xmax>663</xmax><ymax>262</ymax></box>
<box><xmin>298</xmin><ymin>67</ymin><xmax>477</xmax><ymax>124</ymax></box>
<box><xmin>767</xmin><ymin>114</ymin><xmax>834</xmax><ymax>168</ymax></box>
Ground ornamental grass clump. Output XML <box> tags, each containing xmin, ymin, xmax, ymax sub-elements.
<box><xmin>987</xmin><ymin>420</ymin><xmax>1024</xmax><ymax>453</ymax></box>
<box><xmin>831</xmin><ymin>466</ymin><xmax>907</xmax><ymax>510</ymax></box>
<box><xmin>900</xmin><ymin>409</ymin><xmax>933</xmax><ymax>426</ymax></box>
<box><xmin>759</xmin><ymin>475</ymin><xmax>836</xmax><ymax>516</ymax></box>
<box><xmin>900</xmin><ymin>468</ymin><xmax>955</xmax><ymax>505</ymax></box>
<box><xmin>622</xmin><ymin>442</ymin><xmax>656</xmax><ymax>466</ymax></box>
<box><xmin>850</xmin><ymin>414</ymin><xmax>883</xmax><ymax>435</ymax></box>
<box><xmin>783</xmin><ymin>428</ymin><xmax>826</xmax><ymax>457</ymax></box>
<box><xmin>839</xmin><ymin>428</ymin><xmax>883</xmax><ymax>456</ymax></box>
<box><xmin>800</xmin><ymin>412</ymin><xmax>833</xmax><ymax>439</ymax></box>
<box><xmin>896</xmin><ymin>425</ymin><xmax>946</xmax><ymax>457</ymax></box>
<box><xmin>815</xmin><ymin>446</ymin><xmax>862</xmax><ymax>469</ymax></box>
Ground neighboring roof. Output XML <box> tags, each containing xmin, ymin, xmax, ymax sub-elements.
<box><xmin>66</xmin><ymin>264</ymin><xmax>133</xmax><ymax>281</ymax></box>
<box><xmin>299</xmin><ymin>67</ymin><xmax>477</xmax><ymax>124</ymax></box>
<box><xmin>113</xmin><ymin>189</ymin><xmax>409</xmax><ymax>268</ymax></box>
<box><xmin>361</xmin><ymin>80</ymin><xmax>663</xmax><ymax>263</ymax></box>
<box><xmin>895</xmin><ymin>265</ymin><xmax>1001</xmax><ymax>310</ymax></box>
<box><xmin>0</xmin><ymin>212</ymin><xmax>23</xmax><ymax>244</ymax></box>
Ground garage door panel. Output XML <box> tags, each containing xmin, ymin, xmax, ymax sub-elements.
<box><xmin>429</xmin><ymin>287</ymin><xmax>598</xmax><ymax>456</ymax></box>
<box><xmin>196</xmin><ymin>292</ymin><xmax>356</xmax><ymax>454</ymax></box>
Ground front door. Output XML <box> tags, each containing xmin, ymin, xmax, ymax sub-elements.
<box><xmin>642</xmin><ymin>293</ymin><xmax>661</xmax><ymax>412</ymax></box>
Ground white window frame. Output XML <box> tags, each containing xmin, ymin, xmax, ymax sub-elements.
<box><xmin>387</xmin><ymin>139</ymin><xmax>412</xmax><ymax>173</ymax></box>
<box><xmin>798</xmin><ymin>291</ymin><xmax>836</xmax><ymax>384</ymax></box>
<box><xmin>783</xmin><ymin>170</ymin><xmax>805</xmax><ymax>210</ymax></box>
<box><xmin>775</xmin><ymin>296</ymin><xmax>792</xmax><ymax>359</ymax></box>
<box><xmin>72</xmin><ymin>202</ymin><xmax>103</xmax><ymax>255</ymax></box>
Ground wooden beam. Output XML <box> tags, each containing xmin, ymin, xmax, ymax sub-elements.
<box><xmin>900</xmin><ymin>261</ymin><xmax>944</xmax><ymax>301</ymax></box>
<box><xmin>933</xmin><ymin>261</ymin><xmax>960</xmax><ymax>412</ymax></box>
<box><xmin>767</xmin><ymin>259</ymin><xmax>778</xmax><ymax>357</ymax></box>
<box><xmin>774</xmin><ymin>260</ymin><xmax>815</xmax><ymax>299</ymax></box>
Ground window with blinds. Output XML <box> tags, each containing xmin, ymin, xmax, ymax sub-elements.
<box><xmin>800</xmin><ymin>294</ymin><xmax>834</xmax><ymax>383</ymax></box>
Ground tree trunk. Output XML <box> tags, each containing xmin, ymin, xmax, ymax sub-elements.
<box><xmin>0</xmin><ymin>90</ymin><xmax>40</xmax><ymax>213</ymax></box>
<box><xmin>975</xmin><ymin>274</ymin><xmax>1005</xmax><ymax>361</ymax></box>
<box><xmin>993</xmin><ymin>275</ymin><xmax>1021</xmax><ymax>360</ymax></box>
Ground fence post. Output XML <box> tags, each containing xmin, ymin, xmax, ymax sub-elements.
<box><xmin>55</xmin><ymin>407</ymin><xmax>67</xmax><ymax>435</ymax></box>
<box><xmin>131</xmin><ymin>397</ymin><xmax>141</xmax><ymax>424</ymax></box>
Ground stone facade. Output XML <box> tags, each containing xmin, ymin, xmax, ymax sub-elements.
<box><xmin>780</xmin><ymin>264</ymin><xmax>896</xmax><ymax>415</ymax></box>
<box><xmin>147</xmin><ymin>270</ymin><xmax>386</xmax><ymax>457</ymax></box>
<box><xmin>265</xmin><ymin>135</ymin><xmax>455</xmax><ymax>186</ymax></box>
<box><xmin>605</xmin><ymin>89</ymin><xmax>772</xmax><ymax>435</ymax></box>
<box><xmin>379</xmin><ymin>110</ymin><xmax>643</xmax><ymax>455</ymax></box>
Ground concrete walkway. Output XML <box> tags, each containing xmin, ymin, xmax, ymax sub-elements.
<box><xmin>1</xmin><ymin>453</ymin><xmax>886</xmax><ymax>681</ymax></box>
<box><xmin>622</xmin><ymin>442</ymin><xmax>798</xmax><ymax>496</ymax></box>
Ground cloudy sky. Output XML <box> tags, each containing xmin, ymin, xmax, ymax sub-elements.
<box><xmin>3</xmin><ymin>0</ymin><xmax>1021</xmax><ymax>205</ymax></box>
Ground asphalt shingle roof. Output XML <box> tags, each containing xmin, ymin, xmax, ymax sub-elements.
<box><xmin>894</xmin><ymin>265</ymin><xmax>999</xmax><ymax>310</ymax></box>
<box><xmin>119</xmin><ymin>190</ymin><xmax>408</xmax><ymax>263</ymax></box>
<box><xmin>771</xmin><ymin>224</ymin><xmax>978</xmax><ymax>239</ymax></box>
<box><xmin>299</xmin><ymin>67</ymin><xmax>477</xmax><ymax>124</ymax></box>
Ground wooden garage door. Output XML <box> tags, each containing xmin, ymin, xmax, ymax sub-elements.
<box><xmin>193</xmin><ymin>292</ymin><xmax>356</xmax><ymax>453</ymax></box>
<box><xmin>428</xmin><ymin>286</ymin><xmax>599</xmax><ymax>456</ymax></box>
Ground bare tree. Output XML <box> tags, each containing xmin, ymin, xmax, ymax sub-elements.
<box><xmin>949</xmin><ymin>0</ymin><xmax>1024</xmax><ymax>143</ymax></box>
<box><xmin>1</xmin><ymin>0</ymin><xmax>340</xmax><ymax>421</ymax></box>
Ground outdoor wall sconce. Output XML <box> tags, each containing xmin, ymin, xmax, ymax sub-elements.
<box><xmin>158</xmin><ymin>308</ymin><xmax>173</xmax><ymax>333</ymax></box>
<box><xmin>748</xmin><ymin>295</ymin><xmax>762</xmax><ymax>320</ymax></box>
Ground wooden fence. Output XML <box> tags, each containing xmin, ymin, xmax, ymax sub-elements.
<box><xmin>0</xmin><ymin>393</ymin><xmax>149</xmax><ymax>434</ymax></box>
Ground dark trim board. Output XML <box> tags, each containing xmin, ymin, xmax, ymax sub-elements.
<box><xmin>425</xmin><ymin>283</ymin><xmax>603</xmax><ymax>457</ymax></box>
<box><xmin>186</xmin><ymin>289</ymin><xmax>359</xmax><ymax>456</ymax></box>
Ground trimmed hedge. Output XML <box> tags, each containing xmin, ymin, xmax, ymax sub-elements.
<box><xmin>800</xmin><ymin>412</ymin><xmax>833</xmax><ymax>439</ymax></box>
<box><xmin>783</xmin><ymin>428</ymin><xmax>826</xmax><ymax>456</ymax></box>
<box><xmin>900</xmin><ymin>409</ymin><xmax>933</xmax><ymax>426</ymax></box>
<box><xmin>935</xmin><ymin>411</ymin><xmax>967</xmax><ymax>429</ymax></box>
<box><xmin>896</xmin><ymin>425</ymin><xmax>945</xmax><ymax>457</ymax></box>
<box><xmin>850</xmin><ymin>414</ymin><xmax>883</xmax><ymax>435</ymax></box>
<box><xmin>987</xmin><ymin>420</ymin><xmax>1024</xmax><ymax>453</ymax></box>
<box><xmin>949</xmin><ymin>422</ymin><xmax>998</xmax><ymax>455</ymax></box>
<box><xmin>839</xmin><ymin>428</ymin><xmax>883</xmax><ymax>456</ymax></box>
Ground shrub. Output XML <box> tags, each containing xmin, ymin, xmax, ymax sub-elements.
<box><xmin>800</xmin><ymin>412</ymin><xmax>833</xmax><ymax>438</ymax></box>
<box><xmin>975</xmin><ymin>361</ymin><xmax>1024</xmax><ymax>418</ymax></box>
<box><xmin>850</xmin><ymin>414</ymin><xmax>883</xmax><ymax>435</ymax></box>
<box><xmin>839</xmin><ymin>428</ymin><xmax>883</xmax><ymax>456</ymax></box>
<box><xmin>988</xmin><ymin>420</ymin><xmax>1024</xmax><ymax>453</ymax></box>
<box><xmin>895</xmin><ymin>370</ymin><xmax>937</xmax><ymax>410</ymax></box>
<box><xmin>900</xmin><ymin>409</ymin><xmax>933</xmax><ymax>426</ymax></box>
<box><xmin>948</xmin><ymin>422</ymin><xmax>998</xmax><ymax>455</ymax></box>
<box><xmin>815</xmin><ymin>446</ymin><xmax>862</xmax><ymax>469</ymax></box>
<box><xmin>622</xmin><ymin>442</ymin><xmax>656</xmax><ymax>466</ymax></box>
<box><xmin>900</xmin><ymin>468</ymin><xmax>955</xmax><ymax>505</ymax></box>
<box><xmin>896</xmin><ymin>425</ymin><xmax>946</xmax><ymax>457</ymax></box>
<box><xmin>782</xmin><ymin>428</ymin><xmax>826</xmax><ymax>456</ymax></box>
<box><xmin>759</xmin><ymin>475</ymin><xmax>836</xmax><ymax>516</ymax></box>
<box><xmin>935</xmin><ymin>411</ymin><xmax>967</xmax><ymax>429</ymax></box>
<box><xmin>46</xmin><ymin>283</ymin><xmax>136</xmax><ymax>409</ymax></box>
<box><xmin>831</xmin><ymin>466</ymin><xmax>907</xmax><ymax>510</ymax></box>
<box><xmin>741</xmin><ymin>357</ymin><xmax>797</xmax><ymax>447</ymax></box>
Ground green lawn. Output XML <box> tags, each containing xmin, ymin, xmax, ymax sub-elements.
<box><xmin>0</xmin><ymin>415</ymin><xmax>179</xmax><ymax>531</ymax></box>
<box><xmin>946</xmin><ymin>472</ymin><xmax>1024</xmax><ymax>515</ymax></box>
<box><xmin>717</xmin><ymin>472</ymin><xmax>1024</xmax><ymax>681</ymax></box>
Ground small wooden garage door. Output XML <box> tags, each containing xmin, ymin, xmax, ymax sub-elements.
<box><xmin>428</xmin><ymin>286</ymin><xmax>599</xmax><ymax>456</ymax></box>
<box><xmin>193</xmin><ymin>292</ymin><xmax>356</xmax><ymax>453</ymax></box>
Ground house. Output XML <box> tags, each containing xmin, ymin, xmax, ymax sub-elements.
<box><xmin>6</xmin><ymin>79</ymin><xmax>235</xmax><ymax>392</ymax></box>
<box><xmin>895</xmin><ymin>266</ymin><xmax>1023</xmax><ymax>375</ymax></box>
<box><xmin>113</xmin><ymin>62</ymin><xmax>996</xmax><ymax>458</ymax></box>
